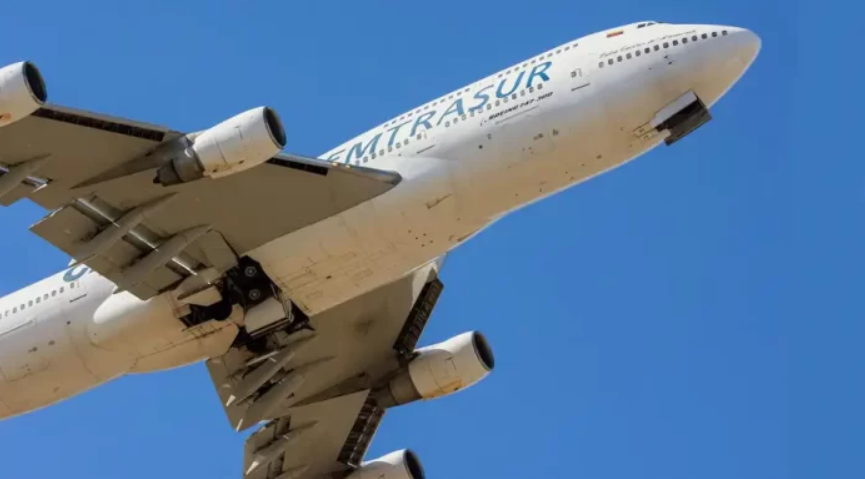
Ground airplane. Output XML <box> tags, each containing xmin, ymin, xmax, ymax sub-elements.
<box><xmin>0</xmin><ymin>20</ymin><xmax>759</xmax><ymax>479</ymax></box>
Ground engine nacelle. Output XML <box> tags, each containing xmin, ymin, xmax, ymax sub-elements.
<box><xmin>155</xmin><ymin>106</ymin><xmax>286</xmax><ymax>186</ymax></box>
<box><xmin>379</xmin><ymin>332</ymin><xmax>495</xmax><ymax>407</ymax></box>
<box><xmin>0</xmin><ymin>61</ymin><xmax>47</xmax><ymax>127</ymax></box>
<box><xmin>346</xmin><ymin>450</ymin><xmax>425</xmax><ymax>479</ymax></box>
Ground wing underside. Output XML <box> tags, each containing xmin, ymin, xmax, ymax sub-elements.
<box><xmin>0</xmin><ymin>104</ymin><xmax>399</xmax><ymax>299</ymax></box>
<box><xmin>206</xmin><ymin>261</ymin><xmax>444</xmax><ymax>479</ymax></box>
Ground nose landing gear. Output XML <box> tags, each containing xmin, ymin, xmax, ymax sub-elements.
<box><xmin>634</xmin><ymin>90</ymin><xmax>712</xmax><ymax>146</ymax></box>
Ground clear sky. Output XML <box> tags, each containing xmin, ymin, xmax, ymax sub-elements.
<box><xmin>0</xmin><ymin>1</ymin><xmax>847</xmax><ymax>478</ymax></box>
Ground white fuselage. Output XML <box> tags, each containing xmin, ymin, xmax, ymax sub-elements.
<box><xmin>0</xmin><ymin>22</ymin><xmax>760</xmax><ymax>419</ymax></box>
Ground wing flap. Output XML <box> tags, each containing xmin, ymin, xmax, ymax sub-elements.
<box><xmin>243</xmin><ymin>390</ymin><xmax>376</xmax><ymax>479</ymax></box>
<box><xmin>0</xmin><ymin>105</ymin><xmax>400</xmax><ymax>300</ymax></box>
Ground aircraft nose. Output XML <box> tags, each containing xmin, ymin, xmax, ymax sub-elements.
<box><xmin>728</xmin><ymin>27</ymin><xmax>762</xmax><ymax>68</ymax></box>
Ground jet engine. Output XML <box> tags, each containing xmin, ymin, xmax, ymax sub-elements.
<box><xmin>378</xmin><ymin>331</ymin><xmax>495</xmax><ymax>407</ymax></box>
<box><xmin>0</xmin><ymin>61</ymin><xmax>47</xmax><ymax>127</ymax></box>
<box><xmin>346</xmin><ymin>450</ymin><xmax>425</xmax><ymax>479</ymax></box>
<box><xmin>155</xmin><ymin>106</ymin><xmax>286</xmax><ymax>186</ymax></box>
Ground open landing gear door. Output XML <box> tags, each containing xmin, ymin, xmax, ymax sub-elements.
<box><xmin>633</xmin><ymin>90</ymin><xmax>712</xmax><ymax>145</ymax></box>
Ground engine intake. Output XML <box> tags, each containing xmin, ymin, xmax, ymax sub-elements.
<box><xmin>346</xmin><ymin>450</ymin><xmax>425</xmax><ymax>479</ymax></box>
<box><xmin>0</xmin><ymin>61</ymin><xmax>47</xmax><ymax>127</ymax></box>
<box><xmin>155</xmin><ymin>106</ymin><xmax>286</xmax><ymax>186</ymax></box>
<box><xmin>378</xmin><ymin>331</ymin><xmax>494</xmax><ymax>408</ymax></box>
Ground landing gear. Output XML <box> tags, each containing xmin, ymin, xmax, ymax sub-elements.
<box><xmin>179</xmin><ymin>257</ymin><xmax>309</xmax><ymax>335</ymax></box>
<box><xmin>224</xmin><ymin>257</ymin><xmax>277</xmax><ymax>310</ymax></box>
<box><xmin>634</xmin><ymin>90</ymin><xmax>712</xmax><ymax>146</ymax></box>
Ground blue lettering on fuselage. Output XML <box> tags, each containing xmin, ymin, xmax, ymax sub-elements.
<box><xmin>63</xmin><ymin>265</ymin><xmax>90</xmax><ymax>282</ymax></box>
<box><xmin>437</xmin><ymin>98</ymin><xmax>465</xmax><ymax>125</ymax></box>
<box><xmin>345</xmin><ymin>132</ymin><xmax>383</xmax><ymax>163</ymax></box>
<box><xmin>469</xmin><ymin>85</ymin><xmax>494</xmax><ymax>112</ymax></box>
<box><xmin>526</xmin><ymin>61</ymin><xmax>552</xmax><ymax>88</ymax></box>
<box><xmin>410</xmin><ymin>111</ymin><xmax>436</xmax><ymax>137</ymax></box>
<box><xmin>336</xmin><ymin>60</ymin><xmax>554</xmax><ymax>159</ymax></box>
<box><xmin>386</xmin><ymin>120</ymin><xmax>412</xmax><ymax>147</ymax></box>
<box><xmin>496</xmin><ymin>71</ymin><xmax>525</xmax><ymax>98</ymax></box>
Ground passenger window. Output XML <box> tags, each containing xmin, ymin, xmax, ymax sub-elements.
<box><xmin>43</xmin><ymin>294</ymin><xmax>48</xmax><ymax>300</ymax></box>
<box><xmin>529</xmin><ymin>87</ymin><xmax>535</xmax><ymax>93</ymax></box>
<box><xmin>626</xmin><ymin>53</ymin><xmax>632</xmax><ymax>59</ymax></box>
<box><xmin>673</xmin><ymin>40</ymin><xmax>679</xmax><ymax>46</ymax></box>
<box><xmin>52</xmin><ymin>290</ymin><xmax>56</xmax><ymax>297</ymax></box>
<box><xmin>692</xmin><ymin>35</ymin><xmax>698</xmax><ymax>41</ymax></box>
<box><xmin>617</xmin><ymin>56</ymin><xmax>623</xmax><ymax>62</ymax></box>
<box><xmin>636</xmin><ymin>50</ymin><xmax>641</xmax><ymax>57</ymax></box>
<box><xmin>598</xmin><ymin>62</ymin><xmax>604</xmax><ymax>68</ymax></box>
<box><xmin>654</xmin><ymin>45</ymin><xmax>660</xmax><ymax>51</ymax></box>
<box><xmin>702</xmin><ymin>33</ymin><xmax>708</xmax><ymax>39</ymax></box>
<box><xmin>28</xmin><ymin>300</ymin><xmax>32</xmax><ymax>307</ymax></box>
<box><xmin>520</xmin><ymin>90</ymin><xmax>526</xmax><ymax>96</ymax></box>
<box><xmin>60</xmin><ymin>287</ymin><xmax>64</xmax><ymax>294</ymax></box>
<box><xmin>13</xmin><ymin>307</ymin><xmax>17</xmax><ymax>313</ymax></box>
<box><xmin>712</xmin><ymin>32</ymin><xmax>718</xmax><ymax>37</ymax></box>
<box><xmin>511</xmin><ymin>94</ymin><xmax>517</xmax><ymax>100</ymax></box>
<box><xmin>538</xmin><ymin>83</ymin><xmax>543</xmax><ymax>90</ymax></box>
<box><xmin>682</xmin><ymin>38</ymin><xmax>688</xmax><ymax>44</ymax></box>
<box><xmin>608</xmin><ymin>59</ymin><xmax>614</xmax><ymax>65</ymax></box>
<box><xmin>663</xmin><ymin>42</ymin><xmax>669</xmax><ymax>48</ymax></box>
<box><xmin>36</xmin><ymin>297</ymin><xmax>40</xmax><ymax>304</ymax></box>
<box><xmin>722</xmin><ymin>30</ymin><xmax>728</xmax><ymax>35</ymax></box>
<box><xmin>379</xmin><ymin>150</ymin><xmax>384</xmax><ymax>156</ymax></box>
<box><xmin>445</xmin><ymin>121</ymin><xmax>451</xmax><ymax>127</ymax></box>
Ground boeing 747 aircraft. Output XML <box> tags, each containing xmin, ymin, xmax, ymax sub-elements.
<box><xmin>0</xmin><ymin>21</ymin><xmax>758</xmax><ymax>479</ymax></box>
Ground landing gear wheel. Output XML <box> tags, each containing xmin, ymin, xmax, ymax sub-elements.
<box><xmin>248</xmin><ymin>289</ymin><xmax>262</xmax><ymax>302</ymax></box>
<box><xmin>244</xmin><ymin>265</ymin><xmax>259</xmax><ymax>278</ymax></box>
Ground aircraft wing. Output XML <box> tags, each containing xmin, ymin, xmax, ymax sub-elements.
<box><xmin>0</xmin><ymin>104</ymin><xmax>399</xmax><ymax>300</ymax></box>
<box><xmin>205</xmin><ymin>260</ymin><xmax>444</xmax><ymax>479</ymax></box>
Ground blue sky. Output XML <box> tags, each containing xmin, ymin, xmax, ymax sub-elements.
<box><xmin>0</xmin><ymin>1</ymin><xmax>848</xmax><ymax>478</ymax></box>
